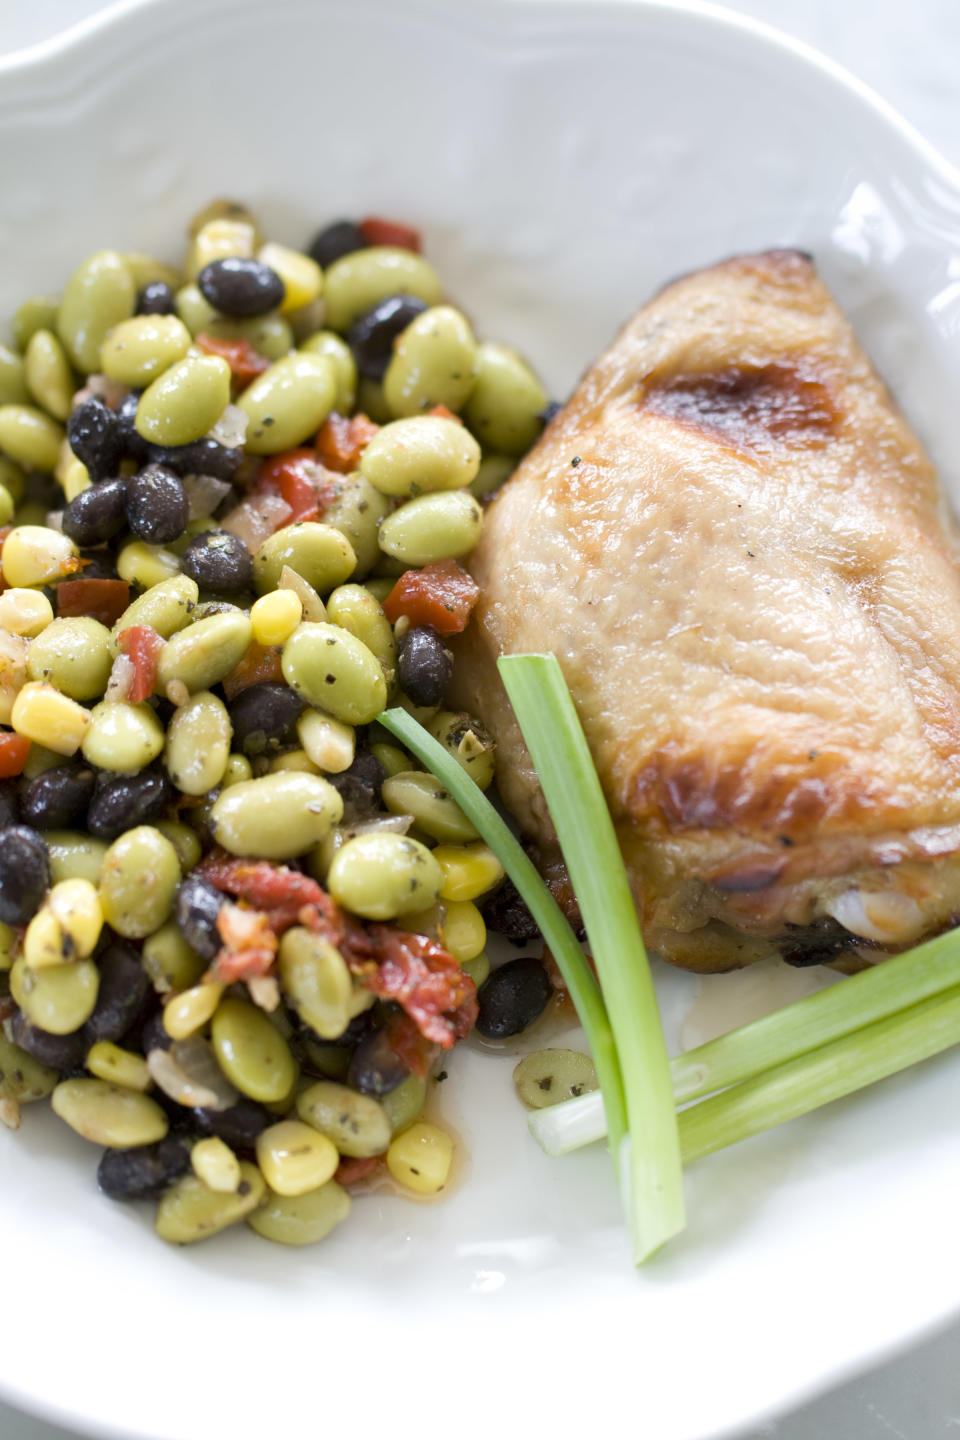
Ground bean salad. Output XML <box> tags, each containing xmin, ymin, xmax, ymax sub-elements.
<box><xmin>0</xmin><ymin>202</ymin><xmax>563</xmax><ymax>1248</ymax></box>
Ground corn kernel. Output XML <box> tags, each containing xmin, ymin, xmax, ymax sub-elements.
<box><xmin>186</xmin><ymin>218</ymin><xmax>257</xmax><ymax>280</ymax></box>
<box><xmin>163</xmin><ymin>981</ymin><xmax>224</xmax><ymax>1041</ymax></box>
<box><xmin>258</xmin><ymin>243</ymin><xmax>323</xmax><ymax>314</ymax></box>
<box><xmin>256</xmin><ymin>1120</ymin><xmax>339</xmax><ymax>1196</ymax></box>
<box><xmin>386</xmin><ymin>1122</ymin><xmax>454</xmax><ymax>1196</ymax></box>
<box><xmin>61</xmin><ymin>457</ymin><xmax>92</xmax><ymax>503</ymax></box>
<box><xmin>297</xmin><ymin>709</ymin><xmax>355</xmax><ymax>773</ymax></box>
<box><xmin>433</xmin><ymin>843</ymin><xmax>505</xmax><ymax>903</ymax></box>
<box><xmin>1</xmin><ymin>525</ymin><xmax>78</xmax><ymax>587</ymax></box>
<box><xmin>48</xmin><ymin>878</ymin><xmax>103</xmax><ymax>959</ymax></box>
<box><xmin>116</xmin><ymin>540</ymin><xmax>181</xmax><ymax>590</ymax></box>
<box><xmin>191</xmin><ymin>1135</ymin><xmax>241</xmax><ymax>1193</ymax></box>
<box><xmin>86</xmin><ymin>1041</ymin><xmax>152</xmax><ymax>1092</ymax></box>
<box><xmin>0</xmin><ymin>587</ymin><xmax>54</xmax><ymax>637</ymax></box>
<box><xmin>251</xmin><ymin>589</ymin><xmax>302</xmax><ymax>646</ymax></box>
<box><xmin>0</xmin><ymin>631</ymin><xmax>32</xmax><ymax>724</ymax></box>
<box><xmin>11</xmin><ymin>681</ymin><xmax>90</xmax><ymax>755</ymax></box>
<box><xmin>23</xmin><ymin>910</ymin><xmax>65</xmax><ymax>970</ymax></box>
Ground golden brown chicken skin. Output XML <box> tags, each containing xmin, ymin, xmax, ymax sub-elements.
<box><xmin>453</xmin><ymin>250</ymin><xmax>960</xmax><ymax>972</ymax></box>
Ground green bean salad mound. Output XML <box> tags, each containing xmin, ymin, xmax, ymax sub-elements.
<box><xmin>0</xmin><ymin>202</ymin><xmax>557</xmax><ymax>1248</ymax></box>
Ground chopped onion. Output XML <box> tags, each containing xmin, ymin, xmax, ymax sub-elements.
<box><xmin>221</xmin><ymin>492</ymin><xmax>291</xmax><ymax>552</ymax></box>
<box><xmin>183</xmin><ymin>473</ymin><xmax>233</xmax><ymax>521</ymax></box>
<box><xmin>104</xmin><ymin>653</ymin><xmax>135</xmax><ymax>703</ymax></box>
<box><xmin>209</xmin><ymin>403</ymin><xmax>248</xmax><ymax>449</ymax></box>
<box><xmin>278</xmin><ymin>565</ymin><xmax>325</xmax><ymax>622</ymax></box>
<box><xmin>45</xmin><ymin>510</ymin><xmax>64</xmax><ymax>532</ymax></box>
<box><xmin>72</xmin><ymin>374</ymin><xmax>129</xmax><ymax>410</ymax></box>
<box><xmin>147</xmin><ymin>1039</ymin><xmax>239</xmax><ymax>1111</ymax></box>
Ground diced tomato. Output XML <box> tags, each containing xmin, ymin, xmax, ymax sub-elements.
<box><xmin>221</xmin><ymin>642</ymin><xmax>284</xmax><ymax>699</ymax></box>
<box><xmin>336</xmin><ymin>1155</ymin><xmax>383</xmax><ymax>1186</ymax></box>
<box><xmin>206</xmin><ymin>900</ymin><xmax>280</xmax><ymax>984</ymax></box>
<box><xmin>56</xmin><ymin>578</ymin><xmax>131</xmax><ymax>627</ymax></box>
<box><xmin>116</xmin><ymin>624</ymin><xmax>165</xmax><ymax>703</ymax></box>
<box><xmin>0</xmin><ymin>732</ymin><xmax>30</xmax><ymax>779</ymax></box>
<box><xmin>315</xmin><ymin>413</ymin><xmax>379</xmax><ymax>473</ymax></box>
<box><xmin>359</xmin><ymin>216</ymin><xmax>422</xmax><ymax>252</ymax></box>
<box><xmin>382</xmin><ymin>559</ymin><xmax>480</xmax><ymax>637</ymax></box>
<box><xmin>256</xmin><ymin>450</ymin><xmax>340</xmax><ymax>524</ymax></box>
<box><xmin>364</xmin><ymin>926</ymin><xmax>478</xmax><ymax>1048</ymax></box>
<box><xmin>427</xmin><ymin>404</ymin><xmax>461</xmax><ymax>423</ymax></box>
<box><xmin>195</xmin><ymin>332</ymin><xmax>270</xmax><ymax>389</ymax></box>
<box><xmin>197</xmin><ymin>855</ymin><xmax>348</xmax><ymax>940</ymax></box>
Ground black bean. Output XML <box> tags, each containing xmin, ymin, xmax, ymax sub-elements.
<box><xmin>475</xmin><ymin>957</ymin><xmax>552</xmax><ymax>1039</ymax></box>
<box><xmin>348</xmin><ymin>1027</ymin><xmax>409</xmax><ymax>1096</ymax></box>
<box><xmin>9</xmin><ymin>1008</ymin><xmax>88</xmax><ymax>1070</ymax></box>
<box><xmin>61</xmin><ymin>477</ymin><xmax>128</xmax><ymax>546</ymax></box>
<box><xmin>140</xmin><ymin>1010</ymin><xmax>172</xmax><ymax>1055</ymax></box>
<box><xmin>347</xmin><ymin>294</ymin><xmax>428</xmax><ymax>380</ymax></box>
<box><xmin>0</xmin><ymin>780</ymin><xmax>19</xmax><ymax>829</ymax></box>
<box><xmin>480</xmin><ymin>877</ymin><xmax>540</xmax><ymax>944</ymax></box>
<box><xmin>83</xmin><ymin>941</ymin><xmax>152</xmax><ymax>1044</ymax></box>
<box><xmin>145</xmin><ymin>437</ymin><xmax>242</xmax><ymax>481</ymax></box>
<box><xmin>66</xmin><ymin>398</ymin><xmax>123</xmax><ymax>482</ymax></box>
<box><xmin>179</xmin><ymin>529</ymin><xmax>253</xmax><ymax>594</ymax></box>
<box><xmin>123</xmin><ymin>464</ymin><xmax>189</xmax><ymax>545</ymax></box>
<box><xmin>20</xmin><ymin>764</ymin><xmax>96</xmax><ymax>831</ymax></box>
<box><xmin>135</xmin><ymin>281</ymin><xmax>175</xmax><ymax>316</ymax></box>
<box><xmin>75</xmin><ymin>551</ymin><xmax>120</xmax><ymax>581</ymax></box>
<box><xmin>98</xmin><ymin>1135</ymin><xmax>192</xmax><ymax>1201</ymax></box>
<box><xmin>0</xmin><ymin>826</ymin><xmax>50</xmax><ymax>926</ymax></box>
<box><xmin>780</xmin><ymin>919</ymin><xmax>854</xmax><ymax>968</ymax></box>
<box><xmin>396</xmin><ymin>626</ymin><xmax>452</xmax><ymax>707</ymax></box>
<box><xmin>193</xmin><ymin>1097</ymin><xmax>272</xmax><ymax>1150</ymax></box>
<box><xmin>327</xmin><ymin>749</ymin><xmax>386</xmax><ymax>818</ymax></box>
<box><xmin>114</xmin><ymin>390</ymin><xmax>150</xmax><ymax>464</ymax></box>
<box><xmin>307</xmin><ymin>220</ymin><xmax>368</xmax><ymax>270</ymax></box>
<box><xmin>174</xmin><ymin>874</ymin><xmax>223</xmax><ymax>961</ymax></box>
<box><xmin>197</xmin><ymin>257</ymin><xmax>284</xmax><ymax>318</ymax></box>
<box><xmin>227</xmin><ymin>683</ymin><xmax>304</xmax><ymax>756</ymax></box>
<box><xmin>86</xmin><ymin>771</ymin><xmax>171</xmax><ymax>840</ymax></box>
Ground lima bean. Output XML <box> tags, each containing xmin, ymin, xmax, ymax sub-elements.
<box><xmin>321</xmin><ymin>474</ymin><xmax>392</xmax><ymax>578</ymax></box>
<box><xmin>52</xmin><ymin>1078</ymin><xmax>169</xmax><ymax>1148</ymax></box>
<box><xmin>281</xmin><ymin>621</ymin><xmax>387</xmax><ymax>723</ymax></box>
<box><xmin>296</xmin><ymin>1080</ymin><xmax>391</xmax><ymax>1158</ymax></box>
<box><xmin>24</xmin><ymin>330</ymin><xmax>74</xmax><ymax>421</ymax></box>
<box><xmin>156</xmin><ymin>1161</ymin><xmax>266</xmax><ymax>1244</ymax></box>
<box><xmin>0</xmin><ymin>1035</ymin><xmax>58</xmax><ymax>1103</ymax></box>
<box><xmin>246</xmin><ymin>1177</ymin><xmax>350</xmax><ymax>1246</ymax></box>
<box><xmin>382</xmin><ymin>770</ymin><xmax>479</xmax><ymax>843</ymax></box>
<box><xmin>384</xmin><ymin>305</ymin><xmax>478</xmax><ymax>416</ymax></box>
<box><xmin>114</xmin><ymin>574</ymin><xmax>199</xmax><ymax>638</ymax></box>
<box><xmin>377</xmin><ymin>489</ymin><xmax>482</xmax><ymax>565</ymax></box>
<box><xmin>325</xmin><ymin>584</ymin><xmax>395</xmax><ymax>681</ymax></box>
<box><xmin>27</xmin><ymin>617</ymin><xmax>114</xmax><ymax>702</ymax></box>
<box><xmin>359</xmin><ymin>415</ymin><xmax>480</xmax><ymax>497</ymax></box>
<box><xmin>327</xmin><ymin>831</ymin><xmax>443</xmax><ymax>920</ymax></box>
<box><xmin>238</xmin><ymin>353</ymin><xmax>337</xmax><ymax>454</ymax></box>
<box><xmin>0</xmin><ymin>342</ymin><xmax>29</xmax><ymax>405</ymax></box>
<box><xmin>10</xmin><ymin>955</ymin><xmax>99</xmax><ymax>1035</ymax></box>
<box><xmin>463</xmin><ymin>341</ymin><xmax>547</xmax><ymax>455</ymax></box>
<box><xmin>253</xmin><ymin>522</ymin><xmax>356</xmax><ymax>596</ymax></box>
<box><xmin>82</xmin><ymin>701</ymin><xmax>165</xmax><ymax>774</ymax></box>
<box><xmin>299</xmin><ymin>330</ymin><xmax>357</xmax><ymax>412</ymax></box>
<box><xmin>154</xmin><ymin>611</ymin><xmax>252</xmax><ymax>695</ymax></box>
<box><xmin>277</xmin><ymin>926</ymin><xmax>353</xmax><ymax>1039</ymax></box>
<box><xmin>211</xmin><ymin>997</ymin><xmax>297</xmax><ymax>1103</ymax></box>
<box><xmin>164</xmin><ymin>690</ymin><xmax>231</xmax><ymax>795</ymax></box>
<box><xmin>98</xmin><ymin>826</ymin><xmax>181</xmax><ymax>938</ymax></box>
<box><xmin>135</xmin><ymin>355</ymin><xmax>231</xmax><ymax>446</ymax></box>
<box><xmin>100</xmin><ymin>314</ymin><xmax>192</xmax><ymax>387</ymax></box>
<box><xmin>324</xmin><ymin>247</ymin><xmax>442</xmax><ymax>332</ymax></box>
<box><xmin>57</xmin><ymin>250</ymin><xmax>135</xmax><ymax>373</ymax></box>
<box><xmin>209</xmin><ymin>771</ymin><xmax>343</xmax><ymax>859</ymax></box>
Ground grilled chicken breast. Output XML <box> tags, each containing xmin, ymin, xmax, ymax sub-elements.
<box><xmin>453</xmin><ymin>250</ymin><xmax>960</xmax><ymax>972</ymax></box>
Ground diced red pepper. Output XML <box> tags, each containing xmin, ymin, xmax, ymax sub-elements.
<box><xmin>427</xmin><ymin>404</ymin><xmax>461</xmax><ymax>423</ymax></box>
<box><xmin>221</xmin><ymin>643</ymin><xmax>284</xmax><ymax>699</ymax></box>
<box><xmin>315</xmin><ymin>413</ymin><xmax>379</xmax><ymax>473</ymax></box>
<box><xmin>0</xmin><ymin>732</ymin><xmax>30</xmax><ymax>779</ymax></box>
<box><xmin>382</xmin><ymin>559</ymin><xmax>480</xmax><ymax>637</ymax></box>
<box><xmin>195</xmin><ymin>332</ymin><xmax>270</xmax><ymax>389</ymax></box>
<box><xmin>56</xmin><ymin>578</ymin><xmax>131</xmax><ymax>627</ymax></box>
<box><xmin>359</xmin><ymin>217</ymin><xmax>422</xmax><ymax>252</ymax></box>
<box><xmin>256</xmin><ymin>450</ymin><xmax>340</xmax><ymax>524</ymax></box>
<box><xmin>116</xmin><ymin>624</ymin><xmax>165</xmax><ymax>703</ymax></box>
<box><xmin>381</xmin><ymin>1009</ymin><xmax>439</xmax><ymax>1079</ymax></box>
<box><xmin>364</xmin><ymin>926</ymin><xmax>478</xmax><ymax>1049</ymax></box>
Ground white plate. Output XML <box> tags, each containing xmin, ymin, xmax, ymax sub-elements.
<box><xmin>2</xmin><ymin>2</ymin><xmax>960</xmax><ymax>1438</ymax></box>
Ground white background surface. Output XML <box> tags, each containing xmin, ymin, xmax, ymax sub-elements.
<box><xmin>1</xmin><ymin>3</ymin><xmax>958</xmax><ymax>1439</ymax></box>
